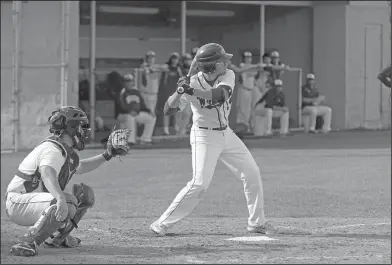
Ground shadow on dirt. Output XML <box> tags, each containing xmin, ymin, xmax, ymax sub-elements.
<box><xmin>311</xmin><ymin>233</ymin><xmax>391</xmax><ymax>240</ymax></box>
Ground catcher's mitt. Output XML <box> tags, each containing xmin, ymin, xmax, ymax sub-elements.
<box><xmin>103</xmin><ymin>129</ymin><xmax>132</xmax><ymax>160</ymax></box>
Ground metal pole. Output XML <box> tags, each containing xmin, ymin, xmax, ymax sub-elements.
<box><xmin>297</xmin><ymin>69</ymin><xmax>303</xmax><ymax>127</ymax></box>
<box><xmin>260</xmin><ymin>4</ymin><xmax>265</xmax><ymax>60</ymax></box>
<box><xmin>180</xmin><ymin>1</ymin><xmax>186</xmax><ymax>56</ymax></box>
<box><xmin>63</xmin><ymin>1</ymin><xmax>70</xmax><ymax>106</ymax></box>
<box><xmin>60</xmin><ymin>1</ymin><xmax>66</xmax><ymax>106</ymax></box>
<box><xmin>89</xmin><ymin>1</ymin><xmax>96</xmax><ymax>140</ymax></box>
<box><xmin>12</xmin><ymin>1</ymin><xmax>21</xmax><ymax>152</ymax></box>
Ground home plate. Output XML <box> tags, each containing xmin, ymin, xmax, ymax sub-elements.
<box><xmin>226</xmin><ymin>236</ymin><xmax>278</xmax><ymax>242</ymax></box>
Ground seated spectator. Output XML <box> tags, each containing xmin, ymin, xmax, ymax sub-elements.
<box><xmin>253</xmin><ymin>79</ymin><xmax>290</xmax><ymax>137</ymax></box>
<box><xmin>116</xmin><ymin>73</ymin><xmax>156</xmax><ymax>146</ymax></box>
<box><xmin>78</xmin><ymin>100</ymin><xmax>108</xmax><ymax>132</ymax></box>
<box><xmin>302</xmin><ymin>73</ymin><xmax>332</xmax><ymax>134</ymax></box>
<box><xmin>78</xmin><ymin>66</ymin><xmax>90</xmax><ymax>101</ymax></box>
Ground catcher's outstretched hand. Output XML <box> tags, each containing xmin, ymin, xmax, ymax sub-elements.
<box><xmin>102</xmin><ymin>129</ymin><xmax>132</xmax><ymax>161</ymax></box>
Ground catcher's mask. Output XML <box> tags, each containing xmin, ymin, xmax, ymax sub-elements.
<box><xmin>47</xmin><ymin>106</ymin><xmax>91</xmax><ymax>151</ymax></box>
<box><xmin>195</xmin><ymin>43</ymin><xmax>233</xmax><ymax>75</ymax></box>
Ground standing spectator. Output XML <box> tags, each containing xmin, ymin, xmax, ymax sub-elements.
<box><xmin>254</xmin><ymin>79</ymin><xmax>290</xmax><ymax>136</ymax></box>
<box><xmin>117</xmin><ymin>73</ymin><xmax>156</xmax><ymax>145</ymax></box>
<box><xmin>250</xmin><ymin>52</ymin><xmax>273</xmax><ymax>131</ymax></box>
<box><xmin>228</xmin><ymin>53</ymin><xmax>264</xmax><ymax>133</ymax></box>
<box><xmin>78</xmin><ymin>65</ymin><xmax>90</xmax><ymax>101</ymax></box>
<box><xmin>160</xmin><ymin>52</ymin><xmax>183</xmax><ymax>135</ymax></box>
<box><xmin>302</xmin><ymin>73</ymin><xmax>332</xmax><ymax>134</ymax></box>
<box><xmin>235</xmin><ymin>51</ymin><xmax>260</xmax><ymax>132</ymax></box>
<box><xmin>140</xmin><ymin>50</ymin><xmax>167</xmax><ymax>116</ymax></box>
<box><xmin>264</xmin><ymin>51</ymin><xmax>290</xmax><ymax>89</ymax></box>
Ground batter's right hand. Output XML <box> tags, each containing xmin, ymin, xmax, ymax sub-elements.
<box><xmin>55</xmin><ymin>197</ymin><xmax>69</xmax><ymax>222</ymax></box>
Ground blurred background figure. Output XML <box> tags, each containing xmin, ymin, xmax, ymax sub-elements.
<box><xmin>78</xmin><ymin>65</ymin><xmax>90</xmax><ymax>102</ymax></box>
<box><xmin>264</xmin><ymin>51</ymin><xmax>289</xmax><ymax>89</ymax></box>
<box><xmin>140</xmin><ymin>50</ymin><xmax>167</xmax><ymax>117</ymax></box>
<box><xmin>234</xmin><ymin>51</ymin><xmax>261</xmax><ymax>133</ymax></box>
<box><xmin>117</xmin><ymin>73</ymin><xmax>156</xmax><ymax>146</ymax></box>
<box><xmin>253</xmin><ymin>79</ymin><xmax>290</xmax><ymax>137</ymax></box>
<box><xmin>175</xmin><ymin>53</ymin><xmax>194</xmax><ymax>135</ymax></box>
<box><xmin>301</xmin><ymin>73</ymin><xmax>332</xmax><ymax>134</ymax></box>
<box><xmin>191</xmin><ymin>47</ymin><xmax>199</xmax><ymax>59</ymax></box>
<box><xmin>160</xmin><ymin>52</ymin><xmax>183</xmax><ymax>135</ymax></box>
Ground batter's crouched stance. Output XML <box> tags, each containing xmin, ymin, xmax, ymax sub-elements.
<box><xmin>150</xmin><ymin>43</ymin><xmax>274</xmax><ymax>236</ymax></box>
<box><xmin>5</xmin><ymin>106</ymin><xmax>125</xmax><ymax>257</ymax></box>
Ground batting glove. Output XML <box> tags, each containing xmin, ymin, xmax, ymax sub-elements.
<box><xmin>177</xmin><ymin>84</ymin><xmax>194</xmax><ymax>95</ymax></box>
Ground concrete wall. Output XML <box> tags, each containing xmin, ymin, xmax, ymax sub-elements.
<box><xmin>345</xmin><ymin>3</ymin><xmax>390</xmax><ymax>129</ymax></box>
<box><xmin>1</xmin><ymin>1</ymin><xmax>79</xmax><ymax>149</ymax></box>
<box><xmin>79</xmin><ymin>25</ymin><xmax>199</xmax><ymax>63</ymax></box>
<box><xmin>313</xmin><ymin>3</ymin><xmax>348</xmax><ymax>129</ymax></box>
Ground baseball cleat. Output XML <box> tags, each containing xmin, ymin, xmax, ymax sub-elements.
<box><xmin>247</xmin><ymin>222</ymin><xmax>275</xmax><ymax>234</ymax></box>
<box><xmin>44</xmin><ymin>235</ymin><xmax>81</xmax><ymax>248</ymax></box>
<box><xmin>9</xmin><ymin>241</ymin><xmax>38</xmax><ymax>257</ymax></box>
<box><xmin>150</xmin><ymin>221</ymin><xmax>168</xmax><ymax>236</ymax></box>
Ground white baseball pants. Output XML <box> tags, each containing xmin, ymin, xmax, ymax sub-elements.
<box><xmin>236</xmin><ymin>88</ymin><xmax>253</xmax><ymax>128</ymax></box>
<box><xmin>156</xmin><ymin>127</ymin><xmax>267</xmax><ymax>228</ymax></box>
<box><xmin>302</xmin><ymin>106</ymin><xmax>332</xmax><ymax>132</ymax></box>
<box><xmin>253</xmin><ymin>106</ymin><xmax>289</xmax><ymax>135</ymax></box>
<box><xmin>117</xmin><ymin>112</ymin><xmax>156</xmax><ymax>143</ymax></box>
<box><xmin>141</xmin><ymin>93</ymin><xmax>158</xmax><ymax>115</ymax></box>
<box><xmin>6</xmin><ymin>192</ymin><xmax>54</xmax><ymax>226</ymax></box>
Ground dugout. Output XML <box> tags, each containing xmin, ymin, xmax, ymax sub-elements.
<box><xmin>1</xmin><ymin>1</ymin><xmax>390</xmax><ymax>150</ymax></box>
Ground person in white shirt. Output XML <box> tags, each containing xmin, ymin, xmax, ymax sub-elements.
<box><xmin>149</xmin><ymin>43</ymin><xmax>276</xmax><ymax>236</ymax></box>
<box><xmin>6</xmin><ymin>106</ymin><xmax>120</xmax><ymax>257</ymax></box>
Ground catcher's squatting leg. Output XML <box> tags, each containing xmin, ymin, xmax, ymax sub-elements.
<box><xmin>45</xmin><ymin>183</ymin><xmax>95</xmax><ymax>248</ymax></box>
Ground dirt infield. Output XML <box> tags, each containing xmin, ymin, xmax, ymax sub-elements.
<box><xmin>1</xmin><ymin>131</ymin><xmax>391</xmax><ymax>264</ymax></box>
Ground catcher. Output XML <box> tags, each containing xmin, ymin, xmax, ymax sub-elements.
<box><xmin>5</xmin><ymin>106</ymin><xmax>130</xmax><ymax>257</ymax></box>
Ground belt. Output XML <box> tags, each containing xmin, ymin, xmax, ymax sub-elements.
<box><xmin>199</xmin><ymin>125</ymin><xmax>227</xmax><ymax>131</ymax></box>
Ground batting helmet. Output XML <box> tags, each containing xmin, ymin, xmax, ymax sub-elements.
<box><xmin>47</xmin><ymin>106</ymin><xmax>91</xmax><ymax>151</ymax></box>
<box><xmin>195</xmin><ymin>43</ymin><xmax>233</xmax><ymax>74</ymax></box>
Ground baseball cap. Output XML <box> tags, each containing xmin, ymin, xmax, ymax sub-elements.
<box><xmin>274</xmin><ymin>79</ymin><xmax>283</xmax><ymax>86</ymax></box>
<box><xmin>145</xmin><ymin>50</ymin><xmax>156</xmax><ymax>57</ymax></box>
<box><xmin>243</xmin><ymin>51</ymin><xmax>252</xmax><ymax>57</ymax></box>
<box><xmin>271</xmin><ymin>51</ymin><xmax>280</xmax><ymax>58</ymax></box>
<box><xmin>306</xmin><ymin>73</ymin><xmax>315</xmax><ymax>80</ymax></box>
<box><xmin>124</xmin><ymin>74</ymin><xmax>134</xmax><ymax>81</ymax></box>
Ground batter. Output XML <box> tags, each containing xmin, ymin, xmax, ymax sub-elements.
<box><xmin>150</xmin><ymin>43</ymin><xmax>274</xmax><ymax>236</ymax></box>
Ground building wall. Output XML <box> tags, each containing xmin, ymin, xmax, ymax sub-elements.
<box><xmin>312</xmin><ymin>3</ymin><xmax>348</xmax><ymax>129</ymax></box>
<box><xmin>1</xmin><ymin>1</ymin><xmax>79</xmax><ymax>149</ymax></box>
<box><xmin>79</xmin><ymin>25</ymin><xmax>199</xmax><ymax>63</ymax></box>
<box><xmin>345</xmin><ymin>3</ymin><xmax>390</xmax><ymax>129</ymax></box>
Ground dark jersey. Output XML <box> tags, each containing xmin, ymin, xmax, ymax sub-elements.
<box><xmin>302</xmin><ymin>84</ymin><xmax>320</xmax><ymax>108</ymax></box>
<box><xmin>256</xmin><ymin>87</ymin><xmax>286</xmax><ymax>108</ymax></box>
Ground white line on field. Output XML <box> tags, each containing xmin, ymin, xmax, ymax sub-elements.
<box><xmin>184</xmin><ymin>256</ymin><xmax>206</xmax><ymax>264</ymax></box>
<box><xmin>320</xmin><ymin>222</ymin><xmax>391</xmax><ymax>230</ymax></box>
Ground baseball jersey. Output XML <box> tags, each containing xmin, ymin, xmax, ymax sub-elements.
<box><xmin>178</xmin><ymin>69</ymin><xmax>235</xmax><ymax>128</ymax></box>
<box><xmin>256</xmin><ymin>87</ymin><xmax>286</xmax><ymax>108</ymax></box>
<box><xmin>6</xmin><ymin>136</ymin><xmax>80</xmax><ymax>195</ymax></box>
<box><xmin>302</xmin><ymin>84</ymin><xmax>320</xmax><ymax>108</ymax></box>
<box><xmin>238</xmin><ymin>63</ymin><xmax>259</xmax><ymax>90</ymax></box>
<box><xmin>140</xmin><ymin>63</ymin><xmax>162</xmax><ymax>94</ymax></box>
<box><xmin>117</xmin><ymin>87</ymin><xmax>150</xmax><ymax>114</ymax></box>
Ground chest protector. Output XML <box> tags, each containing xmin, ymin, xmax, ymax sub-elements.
<box><xmin>17</xmin><ymin>136</ymin><xmax>80</xmax><ymax>193</ymax></box>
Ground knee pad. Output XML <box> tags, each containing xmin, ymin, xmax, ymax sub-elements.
<box><xmin>72</xmin><ymin>183</ymin><xmax>95</xmax><ymax>208</ymax></box>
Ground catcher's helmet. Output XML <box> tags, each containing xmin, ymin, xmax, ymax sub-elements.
<box><xmin>195</xmin><ymin>43</ymin><xmax>233</xmax><ymax>74</ymax></box>
<box><xmin>47</xmin><ymin>106</ymin><xmax>91</xmax><ymax>151</ymax></box>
